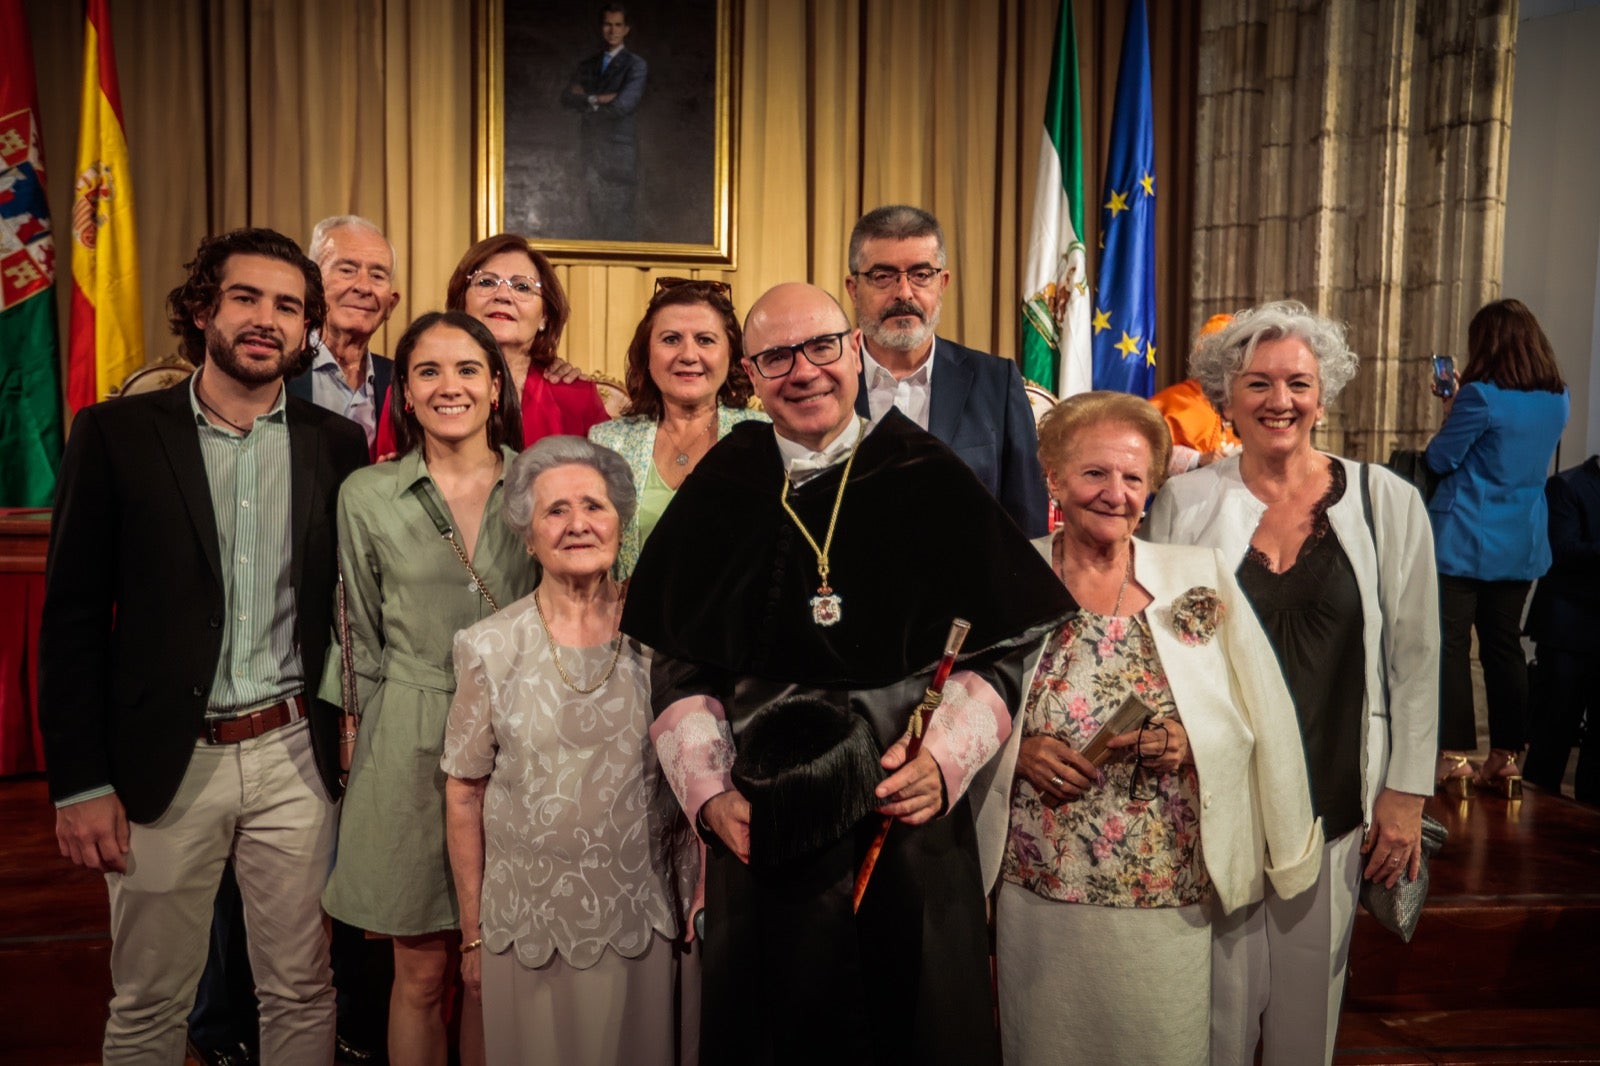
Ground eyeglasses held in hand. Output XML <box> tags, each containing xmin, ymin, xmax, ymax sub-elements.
<box><xmin>467</xmin><ymin>271</ymin><xmax>542</xmax><ymax>300</ymax></box>
<box><xmin>653</xmin><ymin>276</ymin><xmax>733</xmax><ymax>300</ymax></box>
<box><xmin>1128</xmin><ymin>718</ymin><xmax>1169</xmax><ymax>802</ymax></box>
<box><xmin>850</xmin><ymin>265</ymin><xmax>944</xmax><ymax>290</ymax></box>
<box><xmin>748</xmin><ymin>331</ymin><xmax>849</xmax><ymax>379</ymax></box>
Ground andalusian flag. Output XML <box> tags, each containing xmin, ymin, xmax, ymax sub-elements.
<box><xmin>1021</xmin><ymin>0</ymin><xmax>1091</xmax><ymax>398</ymax></box>
<box><xmin>68</xmin><ymin>0</ymin><xmax>143</xmax><ymax>410</ymax></box>
<box><xmin>1090</xmin><ymin>0</ymin><xmax>1157</xmax><ymax>397</ymax></box>
<box><xmin>0</xmin><ymin>0</ymin><xmax>65</xmax><ymax>506</ymax></box>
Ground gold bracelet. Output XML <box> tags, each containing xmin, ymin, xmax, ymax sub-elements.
<box><xmin>460</xmin><ymin>937</ymin><xmax>484</xmax><ymax>954</ymax></box>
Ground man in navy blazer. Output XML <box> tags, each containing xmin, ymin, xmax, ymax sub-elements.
<box><xmin>287</xmin><ymin>216</ymin><xmax>400</xmax><ymax>452</ymax></box>
<box><xmin>1524</xmin><ymin>455</ymin><xmax>1600</xmax><ymax>802</ymax></box>
<box><xmin>846</xmin><ymin>205</ymin><xmax>1048</xmax><ymax>536</ymax></box>
<box><xmin>563</xmin><ymin>4</ymin><xmax>649</xmax><ymax>240</ymax></box>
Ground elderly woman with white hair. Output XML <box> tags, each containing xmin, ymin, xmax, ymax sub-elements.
<box><xmin>1143</xmin><ymin>301</ymin><xmax>1439</xmax><ymax>1066</ymax></box>
<box><xmin>441</xmin><ymin>436</ymin><xmax>692</xmax><ymax>1066</ymax></box>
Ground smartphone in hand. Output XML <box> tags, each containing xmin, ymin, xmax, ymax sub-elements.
<box><xmin>1430</xmin><ymin>354</ymin><xmax>1457</xmax><ymax>398</ymax></box>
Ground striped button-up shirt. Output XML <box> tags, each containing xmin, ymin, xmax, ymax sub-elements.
<box><xmin>190</xmin><ymin>373</ymin><xmax>302</xmax><ymax>717</ymax></box>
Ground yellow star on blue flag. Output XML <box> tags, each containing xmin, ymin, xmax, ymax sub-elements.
<box><xmin>1090</xmin><ymin>0</ymin><xmax>1157</xmax><ymax>397</ymax></box>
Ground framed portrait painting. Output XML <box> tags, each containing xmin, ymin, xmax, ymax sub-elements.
<box><xmin>475</xmin><ymin>0</ymin><xmax>739</xmax><ymax>266</ymax></box>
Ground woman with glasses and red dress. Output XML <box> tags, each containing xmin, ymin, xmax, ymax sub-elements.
<box><xmin>374</xmin><ymin>234</ymin><xmax>610</xmax><ymax>457</ymax></box>
<box><xmin>997</xmin><ymin>392</ymin><xmax>1320</xmax><ymax>1066</ymax></box>
<box><xmin>588</xmin><ymin>277</ymin><xmax>766</xmax><ymax>579</ymax></box>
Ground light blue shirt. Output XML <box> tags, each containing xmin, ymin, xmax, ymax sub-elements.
<box><xmin>306</xmin><ymin>340</ymin><xmax>379</xmax><ymax>446</ymax></box>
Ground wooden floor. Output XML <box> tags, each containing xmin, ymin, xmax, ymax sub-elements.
<box><xmin>1336</xmin><ymin>784</ymin><xmax>1600</xmax><ymax>1063</ymax></box>
<box><xmin>4</xmin><ymin>775</ymin><xmax>1599</xmax><ymax>1064</ymax></box>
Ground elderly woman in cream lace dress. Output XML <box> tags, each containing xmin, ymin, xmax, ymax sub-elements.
<box><xmin>442</xmin><ymin>436</ymin><xmax>693</xmax><ymax>1065</ymax></box>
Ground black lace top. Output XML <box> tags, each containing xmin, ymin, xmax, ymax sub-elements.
<box><xmin>1237</xmin><ymin>460</ymin><xmax>1366</xmax><ymax>839</ymax></box>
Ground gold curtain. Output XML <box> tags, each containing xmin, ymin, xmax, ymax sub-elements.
<box><xmin>1191</xmin><ymin>0</ymin><xmax>1517</xmax><ymax>458</ymax></box>
<box><xmin>28</xmin><ymin>0</ymin><xmax>1197</xmax><ymax>393</ymax></box>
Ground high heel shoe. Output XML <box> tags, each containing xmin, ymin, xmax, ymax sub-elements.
<box><xmin>1436</xmin><ymin>752</ymin><xmax>1476</xmax><ymax>799</ymax></box>
<box><xmin>1477</xmin><ymin>748</ymin><xmax>1523</xmax><ymax>799</ymax></box>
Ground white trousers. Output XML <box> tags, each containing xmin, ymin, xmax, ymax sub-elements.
<box><xmin>1210</xmin><ymin>828</ymin><xmax>1362</xmax><ymax>1066</ymax></box>
<box><xmin>103</xmin><ymin>718</ymin><xmax>338</xmax><ymax>1066</ymax></box>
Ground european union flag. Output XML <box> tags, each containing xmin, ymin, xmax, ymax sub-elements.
<box><xmin>1091</xmin><ymin>0</ymin><xmax>1156</xmax><ymax>397</ymax></box>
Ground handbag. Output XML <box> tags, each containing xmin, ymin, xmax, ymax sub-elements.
<box><xmin>1358</xmin><ymin>813</ymin><xmax>1448</xmax><ymax>942</ymax></box>
<box><xmin>1384</xmin><ymin>447</ymin><xmax>1438</xmax><ymax>503</ymax></box>
<box><xmin>335</xmin><ymin>555</ymin><xmax>360</xmax><ymax>785</ymax></box>
<box><xmin>1358</xmin><ymin>463</ymin><xmax>1447</xmax><ymax>941</ymax></box>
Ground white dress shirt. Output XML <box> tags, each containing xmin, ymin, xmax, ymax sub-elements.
<box><xmin>862</xmin><ymin>346</ymin><xmax>934</xmax><ymax>430</ymax></box>
<box><xmin>775</xmin><ymin>416</ymin><xmax>865</xmax><ymax>485</ymax></box>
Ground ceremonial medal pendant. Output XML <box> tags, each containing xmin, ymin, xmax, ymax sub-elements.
<box><xmin>810</xmin><ymin>587</ymin><xmax>843</xmax><ymax>626</ymax></box>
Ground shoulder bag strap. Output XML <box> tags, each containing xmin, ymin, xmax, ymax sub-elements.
<box><xmin>1360</xmin><ymin>462</ymin><xmax>1390</xmax><ymax>712</ymax></box>
<box><xmin>336</xmin><ymin>550</ymin><xmax>361</xmax><ymax>781</ymax></box>
<box><xmin>412</xmin><ymin>484</ymin><xmax>501</xmax><ymax>613</ymax></box>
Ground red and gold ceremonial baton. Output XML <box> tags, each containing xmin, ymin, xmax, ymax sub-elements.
<box><xmin>851</xmin><ymin>617</ymin><xmax>972</xmax><ymax>913</ymax></box>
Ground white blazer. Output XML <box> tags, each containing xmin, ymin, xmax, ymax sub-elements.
<box><xmin>1143</xmin><ymin>454</ymin><xmax>1440</xmax><ymax>814</ymax></box>
<box><xmin>976</xmin><ymin>537</ymin><xmax>1323</xmax><ymax>914</ymax></box>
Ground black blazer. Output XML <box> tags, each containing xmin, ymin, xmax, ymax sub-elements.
<box><xmin>856</xmin><ymin>337</ymin><xmax>1049</xmax><ymax>537</ymax></box>
<box><xmin>39</xmin><ymin>382</ymin><xmax>367</xmax><ymax>823</ymax></box>
<box><xmin>285</xmin><ymin>350</ymin><xmax>393</xmax><ymax>416</ymax></box>
<box><xmin>1525</xmin><ymin>455</ymin><xmax>1600</xmax><ymax>652</ymax></box>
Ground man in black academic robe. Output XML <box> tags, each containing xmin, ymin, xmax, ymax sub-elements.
<box><xmin>622</xmin><ymin>282</ymin><xmax>1075</xmax><ymax>1066</ymax></box>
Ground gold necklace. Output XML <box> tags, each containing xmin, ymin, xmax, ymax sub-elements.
<box><xmin>532</xmin><ymin>586</ymin><xmax>624</xmax><ymax>694</ymax></box>
<box><xmin>1054</xmin><ymin>533</ymin><xmax>1134</xmax><ymax>615</ymax></box>
<box><xmin>779</xmin><ymin>419</ymin><xmax>865</xmax><ymax>627</ymax></box>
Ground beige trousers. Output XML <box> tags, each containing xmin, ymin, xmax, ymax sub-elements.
<box><xmin>103</xmin><ymin>717</ymin><xmax>338</xmax><ymax>1066</ymax></box>
<box><xmin>1210</xmin><ymin>828</ymin><xmax>1362</xmax><ymax>1066</ymax></box>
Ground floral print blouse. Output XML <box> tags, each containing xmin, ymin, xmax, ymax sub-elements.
<box><xmin>1002</xmin><ymin>611</ymin><xmax>1211</xmax><ymax>908</ymax></box>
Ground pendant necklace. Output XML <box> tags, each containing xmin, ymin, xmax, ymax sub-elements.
<box><xmin>193</xmin><ymin>367</ymin><xmax>258</xmax><ymax>435</ymax></box>
<box><xmin>779</xmin><ymin>419</ymin><xmax>865</xmax><ymax>627</ymax></box>
<box><xmin>661</xmin><ymin>414</ymin><xmax>713</xmax><ymax>467</ymax></box>
<box><xmin>532</xmin><ymin>586</ymin><xmax>624</xmax><ymax>695</ymax></box>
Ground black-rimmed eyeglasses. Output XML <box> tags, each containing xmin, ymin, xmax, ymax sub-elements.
<box><xmin>850</xmin><ymin>266</ymin><xmax>944</xmax><ymax>290</ymax></box>
<box><xmin>747</xmin><ymin>331</ymin><xmax>849</xmax><ymax>379</ymax></box>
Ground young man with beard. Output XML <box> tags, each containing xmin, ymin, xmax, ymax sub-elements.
<box><xmin>40</xmin><ymin>228</ymin><xmax>367</xmax><ymax>1064</ymax></box>
<box><xmin>845</xmin><ymin>204</ymin><xmax>1049</xmax><ymax>536</ymax></box>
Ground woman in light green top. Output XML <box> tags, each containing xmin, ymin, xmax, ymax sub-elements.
<box><xmin>589</xmin><ymin>278</ymin><xmax>766</xmax><ymax>578</ymax></box>
<box><xmin>322</xmin><ymin>311</ymin><xmax>534</xmax><ymax>1066</ymax></box>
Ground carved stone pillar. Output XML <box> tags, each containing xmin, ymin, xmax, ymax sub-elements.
<box><xmin>1192</xmin><ymin>0</ymin><xmax>1516</xmax><ymax>459</ymax></box>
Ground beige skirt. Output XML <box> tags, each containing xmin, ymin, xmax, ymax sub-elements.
<box><xmin>477</xmin><ymin>932</ymin><xmax>696</xmax><ymax>1066</ymax></box>
<box><xmin>997</xmin><ymin>881</ymin><xmax>1211</xmax><ymax>1066</ymax></box>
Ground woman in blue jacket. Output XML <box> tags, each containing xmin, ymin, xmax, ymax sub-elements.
<box><xmin>1427</xmin><ymin>298</ymin><xmax>1568</xmax><ymax>796</ymax></box>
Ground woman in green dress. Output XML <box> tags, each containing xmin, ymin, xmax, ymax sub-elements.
<box><xmin>322</xmin><ymin>311</ymin><xmax>535</xmax><ymax>1066</ymax></box>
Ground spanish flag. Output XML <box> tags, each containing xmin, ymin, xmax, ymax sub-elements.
<box><xmin>67</xmin><ymin>0</ymin><xmax>142</xmax><ymax>411</ymax></box>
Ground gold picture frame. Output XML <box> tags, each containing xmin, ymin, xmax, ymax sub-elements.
<box><xmin>475</xmin><ymin>0</ymin><xmax>739</xmax><ymax>266</ymax></box>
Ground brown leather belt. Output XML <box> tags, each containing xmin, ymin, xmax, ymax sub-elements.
<box><xmin>203</xmin><ymin>694</ymin><xmax>308</xmax><ymax>744</ymax></box>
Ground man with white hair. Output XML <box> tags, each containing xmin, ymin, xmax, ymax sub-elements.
<box><xmin>845</xmin><ymin>204</ymin><xmax>1048</xmax><ymax>536</ymax></box>
<box><xmin>287</xmin><ymin>216</ymin><xmax>402</xmax><ymax>449</ymax></box>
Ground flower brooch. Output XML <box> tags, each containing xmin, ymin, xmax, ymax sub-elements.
<box><xmin>1170</xmin><ymin>587</ymin><xmax>1225</xmax><ymax>645</ymax></box>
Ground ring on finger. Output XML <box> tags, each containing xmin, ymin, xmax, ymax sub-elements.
<box><xmin>1050</xmin><ymin>774</ymin><xmax>1065</xmax><ymax>788</ymax></box>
